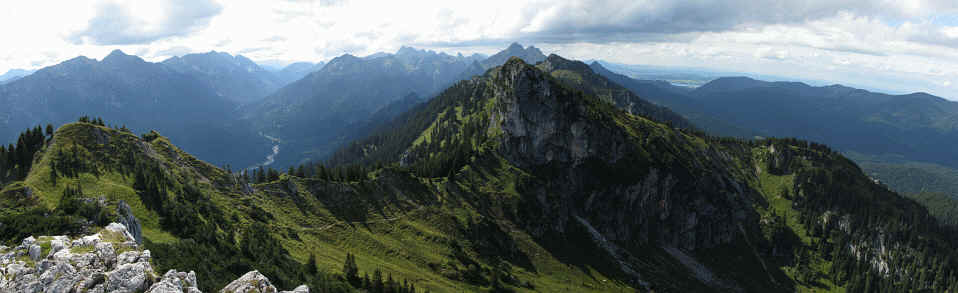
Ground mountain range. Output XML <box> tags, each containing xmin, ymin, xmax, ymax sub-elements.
<box><xmin>242</xmin><ymin>44</ymin><xmax>545</xmax><ymax>167</ymax></box>
<box><xmin>0</xmin><ymin>43</ymin><xmax>546</xmax><ymax>171</ymax></box>
<box><xmin>273</xmin><ymin>61</ymin><xmax>327</xmax><ymax>86</ymax></box>
<box><xmin>0</xmin><ymin>68</ymin><xmax>34</xmax><ymax>84</ymax></box>
<box><xmin>3</xmin><ymin>54</ymin><xmax>957</xmax><ymax>292</ymax></box>
<box><xmin>0</xmin><ymin>50</ymin><xmax>271</xmax><ymax>168</ymax></box>
<box><xmin>161</xmin><ymin>51</ymin><xmax>284</xmax><ymax>104</ymax></box>
<box><xmin>5</xmin><ymin>41</ymin><xmax>958</xmax><ymax>292</ymax></box>
<box><xmin>689</xmin><ymin>77</ymin><xmax>958</xmax><ymax>167</ymax></box>
<box><xmin>586</xmin><ymin>66</ymin><xmax>958</xmax><ymax>200</ymax></box>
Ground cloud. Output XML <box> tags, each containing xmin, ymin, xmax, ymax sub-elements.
<box><xmin>67</xmin><ymin>0</ymin><xmax>222</xmax><ymax>45</ymax></box>
<box><xmin>261</xmin><ymin>35</ymin><xmax>287</xmax><ymax>42</ymax></box>
<box><xmin>509</xmin><ymin>0</ymin><xmax>958</xmax><ymax>44</ymax></box>
<box><xmin>754</xmin><ymin>47</ymin><xmax>789</xmax><ymax>60</ymax></box>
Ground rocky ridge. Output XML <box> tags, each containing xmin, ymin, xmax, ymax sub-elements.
<box><xmin>0</xmin><ymin>223</ymin><xmax>307</xmax><ymax>293</ymax></box>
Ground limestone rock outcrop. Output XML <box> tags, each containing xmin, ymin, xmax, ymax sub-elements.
<box><xmin>0</xmin><ymin>222</ymin><xmax>308</xmax><ymax>293</ymax></box>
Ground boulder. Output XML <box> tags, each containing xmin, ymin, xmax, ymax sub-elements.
<box><xmin>105</xmin><ymin>262</ymin><xmax>155</xmax><ymax>292</ymax></box>
<box><xmin>21</xmin><ymin>236</ymin><xmax>36</xmax><ymax>248</ymax></box>
<box><xmin>79</xmin><ymin>272</ymin><xmax>107</xmax><ymax>291</ymax></box>
<box><xmin>220</xmin><ymin>271</ymin><xmax>277</xmax><ymax>293</ymax></box>
<box><xmin>117</xmin><ymin>250</ymin><xmax>138</xmax><ymax>266</ymax></box>
<box><xmin>28</xmin><ymin>244</ymin><xmax>42</xmax><ymax>261</ymax></box>
<box><xmin>38</xmin><ymin>260</ymin><xmax>78</xmax><ymax>292</ymax></box>
<box><xmin>48</xmin><ymin>239</ymin><xmax>68</xmax><ymax>257</ymax></box>
<box><xmin>281</xmin><ymin>285</ymin><xmax>310</xmax><ymax>293</ymax></box>
<box><xmin>95</xmin><ymin>242</ymin><xmax>116</xmax><ymax>267</ymax></box>
<box><xmin>146</xmin><ymin>270</ymin><xmax>202</xmax><ymax>293</ymax></box>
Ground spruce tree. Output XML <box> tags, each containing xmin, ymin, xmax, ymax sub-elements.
<box><xmin>343</xmin><ymin>253</ymin><xmax>360</xmax><ymax>286</ymax></box>
<box><xmin>306</xmin><ymin>253</ymin><xmax>318</xmax><ymax>275</ymax></box>
<box><xmin>373</xmin><ymin>269</ymin><xmax>384</xmax><ymax>293</ymax></box>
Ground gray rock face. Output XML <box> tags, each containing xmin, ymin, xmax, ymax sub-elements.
<box><xmin>147</xmin><ymin>270</ymin><xmax>201</xmax><ymax>293</ymax></box>
<box><xmin>28</xmin><ymin>244</ymin><xmax>42</xmax><ymax>261</ymax></box>
<box><xmin>477</xmin><ymin>59</ymin><xmax>758</xmax><ymax>288</ymax></box>
<box><xmin>220</xmin><ymin>271</ymin><xmax>277</xmax><ymax>293</ymax></box>
<box><xmin>0</xmin><ymin>223</ymin><xmax>156</xmax><ymax>293</ymax></box>
<box><xmin>219</xmin><ymin>271</ymin><xmax>309</xmax><ymax>293</ymax></box>
<box><xmin>0</xmin><ymin>223</ymin><xmax>309</xmax><ymax>293</ymax></box>
<box><xmin>281</xmin><ymin>285</ymin><xmax>310</xmax><ymax>293</ymax></box>
<box><xmin>116</xmin><ymin>200</ymin><xmax>143</xmax><ymax>244</ymax></box>
<box><xmin>105</xmin><ymin>262</ymin><xmax>155</xmax><ymax>292</ymax></box>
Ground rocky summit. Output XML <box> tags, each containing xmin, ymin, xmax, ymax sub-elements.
<box><xmin>0</xmin><ymin>223</ymin><xmax>307</xmax><ymax>293</ymax></box>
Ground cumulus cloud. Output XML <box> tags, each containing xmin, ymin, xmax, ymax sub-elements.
<box><xmin>512</xmin><ymin>0</ymin><xmax>958</xmax><ymax>41</ymax></box>
<box><xmin>67</xmin><ymin>0</ymin><xmax>222</xmax><ymax>45</ymax></box>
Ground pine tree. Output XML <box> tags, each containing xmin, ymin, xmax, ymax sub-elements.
<box><xmin>363</xmin><ymin>273</ymin><xmax>371</xmax><ymax>290</ymax></box>
<box><xmin>343</xmin><ymin>253</ymin><xmax>360</xmax><ymax>286</ymax></box>
<box><xmin>386</xmin><ymin>273</ymin><xmax>396</xmax><ymax>293</ymax></box>
<box><xmin>306</xmin><ymin>253</ymin><xmax>318</xmax><ymax>275</ymax></box>
<box><xmin>373</xmin><ymin>269</ymin><xmax>384</xmax><ymax>293</ymax></box>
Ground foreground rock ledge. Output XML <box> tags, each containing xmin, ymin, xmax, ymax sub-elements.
<box><xmin>0</xmin><ymin>222</ymin><xmax>308</xmax><ymax>293</ymax></box>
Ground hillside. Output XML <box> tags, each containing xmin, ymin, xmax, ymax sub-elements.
<box><xmin>0</xmin><ymin>120</ymin><xmax>378</xmax><ymax>291</ymax></box>
<box><xmin>689</xmin><ymin>77</ymin><xmax>958</xmax><ymax>168</ymax></box>
<box><xmin>3</xmin><ymin>57</ymin><xmax>958</xmax><ymax>292</ymax></box>
<box><xmin>327</xmin><ymin>57</ymin><xmax>958</xmax><ymax>292</ymax></box>
<box><xmin>243</xmin><ymin>44</ymin><xmax>548</xmax><ymax>168</ymax></box>
<box><xmin>586</xmin><ymin>68</ymin><xmax>958</xmax><ymax>223</ymax></box>
<box><xmin>536</xmin><ymin>55</ymin><xmax>695</xmax><ymax>129</ymax></box>
<box><xmin>589</xmin><ymin>62</ymin><xmax>758</xmax><ymax>138</ymax></box>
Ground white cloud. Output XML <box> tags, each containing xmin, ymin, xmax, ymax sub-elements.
<box><xmin>67</xmin><ymin>0</ymin><xmax>222</xmax><ymax>45</ymax></box>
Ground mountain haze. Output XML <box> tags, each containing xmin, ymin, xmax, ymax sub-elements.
<box><xmin>688</xmin><ymin>77</ymin><xmax>958</xmax><ymax>168</ymax></box>
<box><xmin>0</xmin><ymin>68</ymin><xmax>33</xmax><ymax>84</ymax></box>
<box><xmin>273</xmin><ymin>61</ymin><xmax>327</xmax><ymax>86</ymax></box>
<box><xmin>162</xmin><ymin>51</ymin><xmax>282</xmax><ymax>104</ymax></box>
<box><xmin>0</xmin><ymin>50</ymin><xmax>269</xmax><ymax>168</ymax></box>
<box><xmin>589</xmin><ymin>62</ymin><xmax>759</xmax><ymax>138</ymax></box>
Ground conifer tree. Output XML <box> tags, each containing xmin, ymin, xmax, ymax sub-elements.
<box><xmin>343</xmin><ymin>253</ymin><xmax>360</xmax><ymax>286</ymax></box>
<box><xmin>306</xmin><ymin>253</ymin><xmax>318</xmax><ymax>275</ymax></box>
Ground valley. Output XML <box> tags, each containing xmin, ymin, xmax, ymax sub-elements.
<box><xmin>3</xmin><ymin>50</ymin><xmax>958</xmax><ymax>292</ymax></box>
<box><xmin>3</xmin><ymin>3</ymin><xmax>958</xmax><ymax>290</ymax></box>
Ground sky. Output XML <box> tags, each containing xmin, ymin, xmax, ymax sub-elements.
<box><xmin>3</xmin><ymin>0</ymin><xmax>958</xmax><ymax>98</ymax></box>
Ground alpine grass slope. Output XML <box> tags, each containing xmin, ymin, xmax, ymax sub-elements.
<box><xmin>0</xmin><ymin>55</ymin><xmax>956</xmax><ymax>292</ymax></box>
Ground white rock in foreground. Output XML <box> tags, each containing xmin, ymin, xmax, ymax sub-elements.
<box><xmin>0</xmin><ymin>222</ymin><xmax>309</xmax><ymax>293</ymax></box>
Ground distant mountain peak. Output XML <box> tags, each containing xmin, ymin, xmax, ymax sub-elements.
<box><xmin>396</xmin><ymin>46</ymin><xmax>422</xmax><ymax>55</ymax></box>
<box><xmin>481</xmin><ymin>42</ymin><xmax>548</xmax><ymax>69</ymax></box>
<box><xmin>101</xmin><ymin>49</ymin><xmax>143</xmax><ymax>65</ymax></box>
<box><xmin>329</xmin><ymin>53</ymin><xmax>362</xmax><ymax>65</ymax></box>
<box><xmin>363</xmin><ymin>52</ymin><xmax>391</xmax><ymax>60</ymax></box>
<box><xmin>106</xmin><ymin>49</ymin><xmax>128</xmax><ymax>58</ymax></box>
